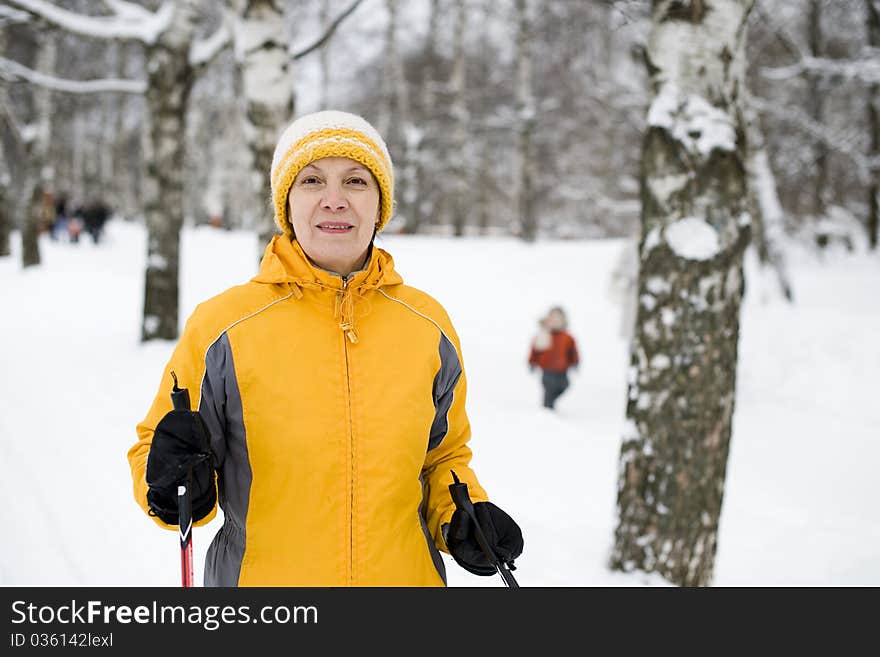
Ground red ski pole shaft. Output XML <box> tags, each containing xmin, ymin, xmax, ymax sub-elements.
<box><xmin>170</xmin><ymin>371</ymin><xmax>194</xmax><ymax>588</ymax></box>
<box><xmin>178</xmin><ymin>470</ymin><xmax>194</xmax><ymax>587</ymax></box>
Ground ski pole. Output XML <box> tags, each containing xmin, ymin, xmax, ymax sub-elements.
<box><xmin>170</xmin><ymin>371</ymin><xmax>194</xmax><ymax>588</ymax></box>
<box><xmin>448</xmin><ymin>470</ymin><xmax>519</xmax><ymax>588</ymax></box>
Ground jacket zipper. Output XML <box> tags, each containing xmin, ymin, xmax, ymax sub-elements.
<box><xmin>340</xmin><ymin>277</ymin><xmax>355</xmax><ymax>585</ymax></box>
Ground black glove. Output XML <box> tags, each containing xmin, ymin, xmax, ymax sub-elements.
<box><xmin>145</xmin><ymin>409</ymin><xmax>216</xmax><ymax>526</ymax></box>
<box><xmin>444</xmin><ymin>502</ymin><xmax>524</xmax><ymax>576</ymax></box>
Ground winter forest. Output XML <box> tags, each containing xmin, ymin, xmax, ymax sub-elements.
<box><xmin>1</xmin><ymin>0</ymin><xmax>878</xmax><ymax>589</ymax></box>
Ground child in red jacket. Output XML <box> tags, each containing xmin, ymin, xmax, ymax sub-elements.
<box><xmin>528</xmin><ymin>306</ymin><xmax>579</xmax><ymax>409</ymax></box>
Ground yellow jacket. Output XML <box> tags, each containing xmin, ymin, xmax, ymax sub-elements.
<box><xmin>128</xmin><ymin>235</ymin><xmax>488</xmax><ymax>586</ymax></box>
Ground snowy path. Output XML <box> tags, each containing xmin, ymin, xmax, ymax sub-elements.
<box><xmin>1</xmin><ymin>223</ymin><xmax>877</xmax><ymax>586</ymax></box>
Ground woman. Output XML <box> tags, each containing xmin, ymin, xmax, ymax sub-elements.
<box><xmin>528</xmin><ymin>306</ymin><xmax>579</xmax><ymax>410</ymax></box>
<box><xmin>128</xmin><ymin>110</ymin><xmax>523</xmax><ymax>586</ymax></box>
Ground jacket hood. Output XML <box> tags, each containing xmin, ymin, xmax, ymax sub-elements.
<box><xmin>252</xmin><ymin>234</ymin><xmax>403</xmax><ymax>291</ymax></box>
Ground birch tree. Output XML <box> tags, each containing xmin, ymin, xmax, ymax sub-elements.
<box><xmin>227</xmin><ymin>0</ymin><xmax>291</xmax><ymax>249</ymax></box>
<box><xmin>867</xmin><ymin>0</ymin><xmax>879</xmax><ymax>249</ymax></box>
<box><xmin>8</xmin><ymin>0</ymin><xmax>231</xmax><ymax>339</ymax></box>
<box><xmin>806</xmin><ymin>0</ymin><xmax>827</xmax><ymax>218</ymax></box>
<box><xmin>743</xmin><ymin>97</ymin><xmax>793</xmax><ymax>300</ymax></box>
<box><xmin>609</xmin><ymin>0</ymin><xmax>754</xmax><ymax>587</ymax></box>
<box><xmin>227</xmin><ymin>0</ymin><xmax>363</xmax><ymax>253</ymax></box>
<box><xmin>514</xmin><ymin>0</ymin><xmax>536</xmax><ymax>241</ymax></box>
<box><xmin>380</xmin><ymin>0</ymin><xmax>413</xmax><ymax>230</ymax></box>
<box><xmin>21</xmin><ymin>28</ymin><xmax>54</xmax><ymax>267</ymax></box>
<box><xmin>0</xmin><ymin>19</ymin><xmax>53</xmax><ymax>267</ymax></box>
<box><xmin>449</xmin><ymin>0</ymin><xmax>468</xmax><ymax>236</ymax></box>
<box><xmin>404</xmin><ymin>0</ymin><xmax>440</xmax><ymax>235</ymax></box>
<box><xmin>0</xmin><ymin>140</ymin><xmax>10</xmax><ymax>258</ymax></box>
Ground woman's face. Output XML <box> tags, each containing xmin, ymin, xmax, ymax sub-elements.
<box><xmin>288</xmin><ymin>157</ymin><xmax>380</xmax><ymax>276</ymax></box>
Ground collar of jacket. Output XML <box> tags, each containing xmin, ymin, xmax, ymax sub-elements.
<box><xmin>252</xmin><ymin>234</ymin><xmax>403</xmax><ymax>292</ymax></box>
<box><xmin>251</xmin><ymin>235</ymin><xmax>404</xmax><ymax>345</ymax></box>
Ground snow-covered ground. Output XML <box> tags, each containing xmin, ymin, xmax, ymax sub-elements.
<box><xmin>1</xmin><ymin>221</ymin><xmax>877</xmax><ymax>586</ymax></box>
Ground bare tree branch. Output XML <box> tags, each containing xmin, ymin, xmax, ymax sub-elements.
<box><xmin>751</xmin><ymin>94</ymin><xmax>874</xmax><ymax>181</ymax></box>
<box><xmin>290</xmin><ymin>0</ymin><xmax>363</xmax><ymax>61</ymax></box>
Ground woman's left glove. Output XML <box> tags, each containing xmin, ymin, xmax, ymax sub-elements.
<box><xmin>444</xmin><ymin>502</ymin><xmax>524</xmax><ymax>576</ymax></box>
<box><xmin>145</xmin><ymin>409</ymin><xmax>216</xmax><ymax>526</ymax></box>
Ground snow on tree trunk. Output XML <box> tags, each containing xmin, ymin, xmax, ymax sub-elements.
<box><xmin>515</xmin><ymin>0</ymin><xmax>535</xmax><ymax>241</ymax></box>
<box><xmin>229</xmin><ymin>0</ymin><xmax>294</xmax><ymax>253</ymax></box>
<box><xmin>868</xmin><ymin>0</ymin><xmax>879</xmax><ymax>251</ymax></box>
<box><xmin>610</xmin><ymin>0</ymin><xmax>754</xmax><ymax>587</ymax></box>
<box><xmin>141</xmin><ymin>3</ymin><xmax>198</xmax><ymax>341</ymax></box>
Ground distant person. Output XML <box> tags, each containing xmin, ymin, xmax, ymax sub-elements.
<box><xmin>67</xmin><ymin>204</ymin><xmax>84</xmax><ymax>244</ymax></box>
<box><xmin>52</xmin><ymin>193</ymin><xmax>69</xmax><ymax>241</ymax></box>
<box><xmin>528</xmin><ymin>306</ymin><xmax>579</xmax><ymax>410</ymax></box>
<box><xmin>83</xmin><ymin>199</ymin><xmax>110</xmax><ymax>244</ymax></box>
<box><xmin>127</xmin><ymin>110</ymin><xmax>523</xmax><ymax>586</ymax></box>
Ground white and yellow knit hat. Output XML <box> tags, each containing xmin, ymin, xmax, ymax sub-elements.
<box><xmin>270</xmin><ymin>110</ymin><xmax>395</xmax><ymax>238</ymax></box>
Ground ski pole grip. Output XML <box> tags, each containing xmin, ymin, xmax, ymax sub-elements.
<box><xmin>170</xmin><ymin>371</ymin><xmax>191</xmax><ymax>411</ymax></box>
<box><xmin>449</xmin><ymin>471</ymin><xmax>500</xmax><ymax>565</ymax></box>
<box><xmin>449</xmin><ymin>470</ymin><xmax>476</xmax><ymax>515</ymax></box>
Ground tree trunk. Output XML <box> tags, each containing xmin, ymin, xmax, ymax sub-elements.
<box><xmin>405</xmin><ymin>0</ymin><xmax>440</xmax><ymax>235</ymax></box>
<box><xmin>382</xmin><ymin>0</ymin><xmax>412</xmax><ymax>232</ymax></box>
<box><xmin>808</xmin><ymin>0</ymin><xmax>827</xmax><ymax>218</ymax></box>
<box><xmin>0</xmin><ymin>185</ymin><xmax>9</xmax><ymax>257</ymax></box>
<box><xmin>515</xmin><ymin>0</ymin><xmax>536</xmax><ymax>241</ymax></box>
<box><xmin>743</xmin><ymin>99</ymin><xmax>793</xmax><ymax>300</ymax></box>
<box><xmin>868</xmin><ymin>0</ymin><xmax>879</xmax><ymax>250</ymax></box>
<box><xmin>229</xmin><ymin>0</ymin><xmax>294</xmax><ymax>255</ymax></box>
<box><xmin>141</xmin><ymin>2</ymin><xmax>198</xmax><ymax>341</ymax></box>
<box><xmin>450</xmin><ymin>0</ymin><xmax>468</xmax><ymax>237</ymax></box>
<box><xmin>21</xmin><ymin>28</ymin><xmax>57</xmax><ymax>268</ymax></box>
<box><xmin>477</xmin><ymin>0</ymin><xmax>492</xmax><ymax>236</ymax></box>
<box><xmin>319</xmin><ymin>0</ymin><xmax>330</xmax><ymax>110</ymax></box>
<box><xmin>609</xmin><ymin>0</ymin><xmax>754</xmax><ymax>587</ymax></box>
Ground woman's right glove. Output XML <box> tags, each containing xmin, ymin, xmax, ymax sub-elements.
<box><xmin>145</xmin><ymin>409</ymin><xmax>216</xmax><ymax>526</ymax></box>
<box><xmin>444</xmin><ymin>502</ymin><xmax>524</xmax><ymax>576</ymax></box>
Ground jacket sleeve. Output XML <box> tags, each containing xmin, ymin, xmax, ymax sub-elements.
<box><xmin>568</xmin><ymin>334</ymin><xmax>580</xmax><ymax>368</ymax></box>
<box><xmin>127</xmin><ymin>308</ymin><xmax>219</xmax><ymax>530</ymax></box>
<box><xmin>420</xmin><ymin>320</ymin><xmax>489</xmax><ymax>553</ymax></box>
<box><xmin>528</xmin><ymin>343</ymin><xmax>539</xmax><ymax>366</ymax></box>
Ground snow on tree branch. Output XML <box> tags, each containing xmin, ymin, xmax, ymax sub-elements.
<box><xmin>0</xmin><ymin>4</ymin><xmax>30</xmax><ymax>26</ymax></box>
<box><xmin>100</xmin><ymin>0</ymin><xmax>156</xmax><ymax>22</ymax></box>
<box><xmin>762</xmin><ymin>54</ymin><xmax>880</xmax><ymax>85</ymax></box>
<box><xmin>7</xmin><ymin>0</ymin><xmax>174</xmax><ymax>45</ymax></box>
<box><xmin>0</xmin><ymin>55</ymin><xmax>146</xmax><ymax>94</ymax></box>
<box><xmin>190</xmin><ymin>20</ymin><xmax>231</xmax><ymax>68</ymax></box>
